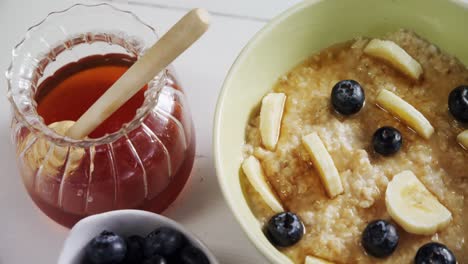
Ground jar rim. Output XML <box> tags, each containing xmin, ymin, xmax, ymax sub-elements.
<box><xmin>6</xmin><ymin>3</ymin><xmax>167</xmax><ymax>148</ymax></box>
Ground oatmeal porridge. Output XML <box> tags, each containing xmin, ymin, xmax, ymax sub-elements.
<box><xmin>241</xmin><ymin>30</ymin><xmax>468</xmax><ymax>263</ymax></box>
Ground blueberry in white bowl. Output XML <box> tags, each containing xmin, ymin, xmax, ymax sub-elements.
<box><xmin>58</xmin><ymin>210</ymin><xmax>218</xmax><ymax>264</ymax></box>
<box><xmin>84</xmin><ymin>231</ymin><xmax>127</xmax><ymax>264</ymax></box>
<box><xmin>84</xmin><ymin>227</ymin><xmax>209</xmax><ymax>264</ymax></box>
<box><xmin>144</xmin><ymin>227</ymin><xmax>186</xmax><ymax>258</ymax></box>
<box><xmin>123</xmin><ymin>235</ymin><xmax>145</xmax><ymax>263</ymax></box>
<box><xmin>180</xmin><ymin>245</ymin><xmax>210</xmax><ymax>264</ymax></box>
<box><xmin>142</xmin><ymin>255</ymin><xmax>167</xmax><ymax>264</ymax></box>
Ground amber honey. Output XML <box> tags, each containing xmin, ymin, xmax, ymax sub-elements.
<box><xmin>36</xmin><ymin>54</ymin><xmax>146</xmax><ymax>137</ymax></box>
<box><xmin>22</xmin><ymin>53</ymin><xmax>195</xmax><ymax>227</ymax></box>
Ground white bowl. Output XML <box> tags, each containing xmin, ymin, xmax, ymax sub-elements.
<box><xmin>58</xmin><ymin>210</ymin><xmax>219</xmax><ymax>264</ymax></box>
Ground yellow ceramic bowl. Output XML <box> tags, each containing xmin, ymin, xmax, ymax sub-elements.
<box><xmin>214</xmin><ymin>0</ymin><xmax>468</xmax><ymax>263</ymax></box>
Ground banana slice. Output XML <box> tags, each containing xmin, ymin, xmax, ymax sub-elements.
<box><xmin>305</xmin><ymin>256</ymin><xmax>334</xmax><ymax>264</ymax></box>
<box><xmin>456</xmin><ymin>130</ymin><xmax>468</xmax><ymax>149</ymax></box>
<box><xmin>386</xmin><ymin>170</ymin><xmax>452</xmax><ymax>235</ymax></box>
<box><xmin>242</xmin><ymin>156</ymin><xmax>284</xmax><ymax>213</ymax></box>
<box><xmin>364</xmin><ymin>39</ymin><xmax>423</xmax><ymax>80</ymax></box>
<box><xmin>260</xmin><ymin>93</ymin><xmax>286</xmax><ymax>151</ymax></box>
<box><xmin>302</xmin><ymin>132</ymin><xmax>343</xmax><ymax>198</ymax></box>
<box><xmin>376</xmin><ymin>89</ymin><xmax>434</xmax><ymax>139</ymax></box>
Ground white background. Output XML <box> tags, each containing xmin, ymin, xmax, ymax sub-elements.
<box><xmin>0</xmin><ymin>0</ymin><xmax>301</xmax><ymax>263</ymax></box>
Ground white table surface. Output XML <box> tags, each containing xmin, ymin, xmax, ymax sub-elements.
<box><xmin>0</xmin><ymin>0</ymin><xmax>301</xmax><ymax>263</ymax></box>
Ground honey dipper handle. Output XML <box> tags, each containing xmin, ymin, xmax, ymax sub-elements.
<box><xmin>66</xmin><ymin>8</ymin><xmax>210</xmax><ymax>139</ymax></box>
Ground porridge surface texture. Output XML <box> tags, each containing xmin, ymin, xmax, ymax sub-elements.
<box><xmin>242</xmin><ymin>30</ymin><xmax>468</xmax><ymax>263</ymax></box>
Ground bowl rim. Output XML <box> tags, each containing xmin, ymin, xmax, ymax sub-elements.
<box><xmin>58</xmin><ymin>209</ymin><xmax>219</xmax><ymax>264</ymax></box>
<box><xmin>213</xmin><ymin>0</ymin><xmax>468</xmax><ymax>263</ymax></box>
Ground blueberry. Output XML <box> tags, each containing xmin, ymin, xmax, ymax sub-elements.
<box><xmin>362</xmin><ymin>220</ymin><xmax>399</xmax><ymax>258</ymax></box>
<box><xmin>265</xmin><ymin>212</ymin><xmax>304</xmax><ymax>247</ymax></box>
<box><xmin>331</xmin><ymin>80</ymin><xmax>365</xmax><ymax>115</ymax></box>
<box><xmin>142</xmin><ymin>255</ymin><xmax>167</xmax><ymax>264</ymax></box>
<box><xmin>448</xmin><ymin>85</ymin><xmax>468</xmax><ymax>122</ymax></box>
<box><xmin>415</xmin><ymin>242</ymin><xmax>456</xmax><ymax>264</ymax></box>
<box><xmin>179</xmin><ymin>245</ymin><xmax>210</xmax><ymax>264</ymax></box>
<box><xmin>372</xmin><ymin>127</ymin><xmax>402</xmax><ymax>156</ymax></box>
<box><xmin>123</xmin><ymin>235</ymin><xmax>145</xmax><ymax>264</ymax></box>
<box><xmin>80</xmin><ymin>256</ymin><xmax>94</xmax><ymax>264</ymax></box>
<box><xmin>85</xmin><ymin>231</ymin><xmax>127</xmax><ymax>264</ymax></box>
<box><xmin>144</xmin><ymin>227</ymin><xmax>186</xmax><ymax>258</ymax></box>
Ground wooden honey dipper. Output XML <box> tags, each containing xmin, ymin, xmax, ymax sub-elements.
<box><xmin>64</xmin><ymin>8</ymin><xmax>210</xmax><ymax>139</ymax></box>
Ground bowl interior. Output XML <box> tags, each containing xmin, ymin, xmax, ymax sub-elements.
<box><xmin>58</xmin><ymin>210</ymin><xmax>218</xmax><ymax>264</ymax></box>
<box><xmin>214</xmin><ymin>0</ymin><xmax>468</xmax><ymax>263</ymax></box>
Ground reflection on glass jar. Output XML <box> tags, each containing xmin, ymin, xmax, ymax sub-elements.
<box><xmin>7</xmin><ymin>4</ymin><xmax>195</xmax><ymax>228</ymax></box>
